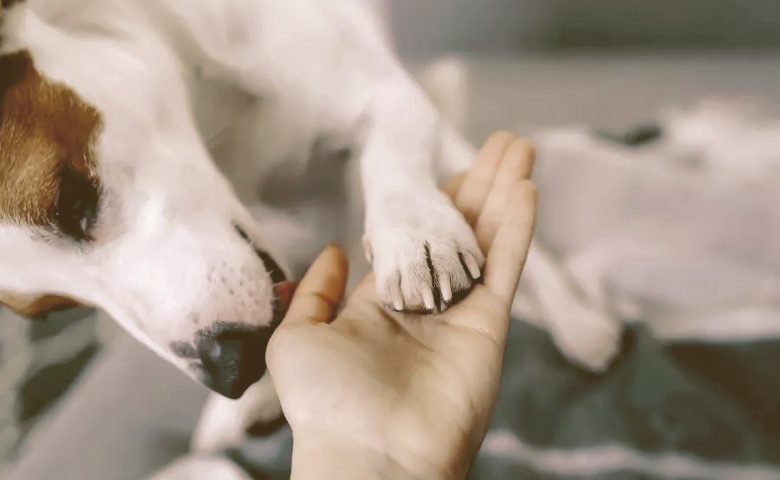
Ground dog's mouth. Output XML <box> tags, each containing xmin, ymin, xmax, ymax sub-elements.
<box><xmin>234</xmin><ymin>224</ymin><xmax>298</xmax><ymax>320</ymax></box>
<box><xmin>272</xmin><ymin>280</ymin><xmax>297</xmax><ymax>319</ymax></box>
<box><xmin>255</xmin><ymin>242</ymin><xmax>298</xmax><ymax>320</ymax></box>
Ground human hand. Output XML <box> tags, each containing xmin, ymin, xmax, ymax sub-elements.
<box><xmin>267</xmin><ymin>132</ymin><xmax>537</xmax><ymax>480</ymax></box>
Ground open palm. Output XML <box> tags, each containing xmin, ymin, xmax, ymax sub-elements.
<box><xmin>267</xmin><ymin>132</ymin><xmax>537</xmax><ymax>479</ymax></box>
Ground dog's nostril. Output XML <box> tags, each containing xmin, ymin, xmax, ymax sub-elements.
<box><xmin>195</xmin><ymin>327</ymin><xmax>271</xmax><ymax>399</ymax></box>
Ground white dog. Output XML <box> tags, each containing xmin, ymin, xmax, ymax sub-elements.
<box><xmin>0</xmin><ymin>0</ymin><xmax>621</xmax><ymax>476</ymax></box>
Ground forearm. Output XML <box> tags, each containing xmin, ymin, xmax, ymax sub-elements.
<box><xmin>291</xmin><ymin>436</ymin><xmax>437</xmax><ymax>480</ymax></box>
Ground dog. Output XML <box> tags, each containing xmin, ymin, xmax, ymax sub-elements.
<box><xmin>0</xmin><ymin>0</ymin><xmax>622</xmax><ymax>474</ymax></box>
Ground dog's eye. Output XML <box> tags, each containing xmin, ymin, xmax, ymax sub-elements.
<box><xmin>53</xmin><ymin>167</ymin><xmax>100</xmax><ymax>242</ymax></box>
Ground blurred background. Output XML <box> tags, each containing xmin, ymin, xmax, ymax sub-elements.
<box><xmin>392</xmin><ymin>0</ymin><xmax>780</xmax><ymax>54</ymax></box>
<box><xmin>391</xmin><ymin>0</ymin><xmax>780</xmax><ymax>140</ymax></box>
<box><xmin>3</xmin><ymin>2</ymin><xmax>780</xmax><ymax>479</ymax></box>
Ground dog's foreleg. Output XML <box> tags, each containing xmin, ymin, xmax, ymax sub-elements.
<box><xmin>145</xmin><ymin>455</ymin><xmax>252</xmax><ymax>480</ymax></box>
<box><xmin>358</xmin><ymin>72</ymin><xmax>485</xmax><ymax>312</ymax></box>
<box><xmin>435</xmin><ymin>123</ymin><xmax>480</xmax><ymax>182</ymax></box>
<box><xmin>345</xmin><ymin>56</ymin><xmax>482</xmax><ymax>307</ymax></box>
<box><xmin>515</xmin><ymin>243</ymin><xmax>623</xmax><ymax>372</ymax></box>
<box><xmin>191</xmin><ymin>375</ymin><xmax>283</xmax><ymax>454</ymax></box>
<box><xmin>416</xmin><ymin>56</ymin><xmax>476</xmax><ymax>183</ymax></box>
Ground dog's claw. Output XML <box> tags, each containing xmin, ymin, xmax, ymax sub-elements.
<box><xmin>462</xmin><ymin>251</ymin><xmax>482</xmax><ymax>280</ymax></box>
<box><xmin>421</xmin><ymin>284</ymin><xmax>436</xmax><ymax>311</ymax></box>
<box><xmin>390</xmin><ymin>280</ymin><xmax>404</xmax><ymax>311</ymax></box>
<box><xmin>439</xmin><ymin>275</ymin><xmax>453</xmax><ymax>304</ymax></box>
<box><xmin>368</xmin><ymin>198</ymin><xmax>484</xmax><ymax>314</ymax></box>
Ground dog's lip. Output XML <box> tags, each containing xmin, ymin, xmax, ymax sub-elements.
<box><xmin>273</xmin><ymin>281</ymin><xmax>298</xmax><ymax>317</ymax></box>
<box><xmin>256</xmin><ymin>249</ymin><xmax>287</xmax><ymax>285</ymax></box>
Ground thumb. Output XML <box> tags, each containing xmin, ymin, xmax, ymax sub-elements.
<box><xmin>279</xmin><ymin>245</ymin><xmax>349</xmax><ymax>327</ymax></box>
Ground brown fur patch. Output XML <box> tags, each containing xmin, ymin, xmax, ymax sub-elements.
<box><xmin>0</xmin><ymin>49</ymin><xmax>101</xmax><ymax>316</ymax></box>
<box><xmin>0</xmin><ymin>50</ymin><xmax>102</xmax><ymax>228</ymax></box>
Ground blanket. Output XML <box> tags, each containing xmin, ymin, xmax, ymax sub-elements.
<box><xmin>224</xmin><ymin>319</ymin><xmax>780</xmax><ymax>480</ymax></box>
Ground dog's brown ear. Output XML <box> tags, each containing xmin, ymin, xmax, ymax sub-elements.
<box><xmin>0</xmin><ymin>291</ymin><xmax>82</xmax><ymax>318</ymax></box>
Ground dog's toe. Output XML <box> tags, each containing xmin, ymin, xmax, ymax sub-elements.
<box><xmin>367</xmin><ymin>213</ymin><xmax>483</xmax><ymax>314</ymax></box>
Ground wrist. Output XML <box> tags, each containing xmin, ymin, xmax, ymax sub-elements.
<box><xmin>290</xmin><ymin>431</ymin><xmax>456</xmax><ymax>480</ymax></box>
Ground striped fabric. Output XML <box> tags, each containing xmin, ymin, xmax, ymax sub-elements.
<box><xmin>0</xmin><ymin>307</ymin><xmax>102</xmax><ymax>471</ymax></box>
<box><xmin>466</xmin><ymin>321</ymin><xmax>780</xmax><ymax>480</ymax></box>
<box><xmin>217</xmin><ymin>320</ymin><xmax>780</xmax><ymax>480</ymax></box>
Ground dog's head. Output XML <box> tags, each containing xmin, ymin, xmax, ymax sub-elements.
<box><xmin>0</xmin><ymin>4</ymin><xmax>295</xmax><ymax>399</ymax></box>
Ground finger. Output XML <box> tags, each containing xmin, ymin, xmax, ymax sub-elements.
<box><xmin>454</xmin><ymin>131</ymin><xmax>517</xmax><ymax>226</ymax></box>
<box><xmin>440</xmin><ymin>172</ymin><xmax>467</xmax><ymax>199</ymax></box>
<box><xmin>280</xmin><ymin>245</ymin><xmax>348</xmax><ymax>327</ymax></box>
<box><xmin>475</xmin><ymin>137</ymin><xmax>536</xmax><ymax>253</ymax></box>
<box><xmin>483</xmin><ymin>181</ymin><xmax>538</xmax><ymax>305</ymax></box>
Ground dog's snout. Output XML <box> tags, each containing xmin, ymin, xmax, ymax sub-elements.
<box><xmin>185</xmin><ymin>225</ymin><xmax>295</xmax><ymax>399</ymax></box>
<box><xmin>195</xmin><ymin>326</ymin><xmax>272</xmax><ymax>399</ymax></box>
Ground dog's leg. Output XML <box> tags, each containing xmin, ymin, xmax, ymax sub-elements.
<box><xmin>346</xmin><ymin>55</ymin><xmax>489</xmax><ymax>311</ymax></box>
<box><xmin>145</xmin><ymin>455</ymin><xmax>252</xmax><ymax>480</ymax></box>
<box><xmin>519</xmin><ymin>243</ymin><xmax>623</xmax><ymax>372</ymax></box>
<box><xmin>191</xmin><ymin>374</ymin><xmax>283</xmax><ymax>454</ymax></box>
<box><xmin>357</xmin><ymin>72</ymin><xmax>485</xmax><ymax>312</ymax></box>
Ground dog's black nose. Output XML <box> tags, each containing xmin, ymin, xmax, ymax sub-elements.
<box><xmin>195</xmin><ymin>327</ymin><xmax>272</xmax><ymax>399</ymax></box>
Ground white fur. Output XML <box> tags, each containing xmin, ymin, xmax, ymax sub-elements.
<box><xmin>190</xmin><ymin>374</ymin><xmax>282</xmax><ymax>454</ymax></box>
<box><xmin>146</xmin><ymin>456</ymin><xmax>253</xmax><ymax>480</ymax></box>
<box><xmin>529</xmin><ymin>98</ymin><xmax>780</xmax><ymax>349</ymax></box>
<box><xmin>0</xmin><ymin>1</ymin><xmax>625</xmax><ymax>478</ymax></box>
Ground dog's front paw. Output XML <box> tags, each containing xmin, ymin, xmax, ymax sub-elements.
<box><xmin>191</xmin><ymin>375</ymin><xmax>282</xmax><ymax>453</ymax></box>
<box><xmin>364</xmin><ymin>196</ymin><xmax>484</xmax><ymax>313</ymax></box>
